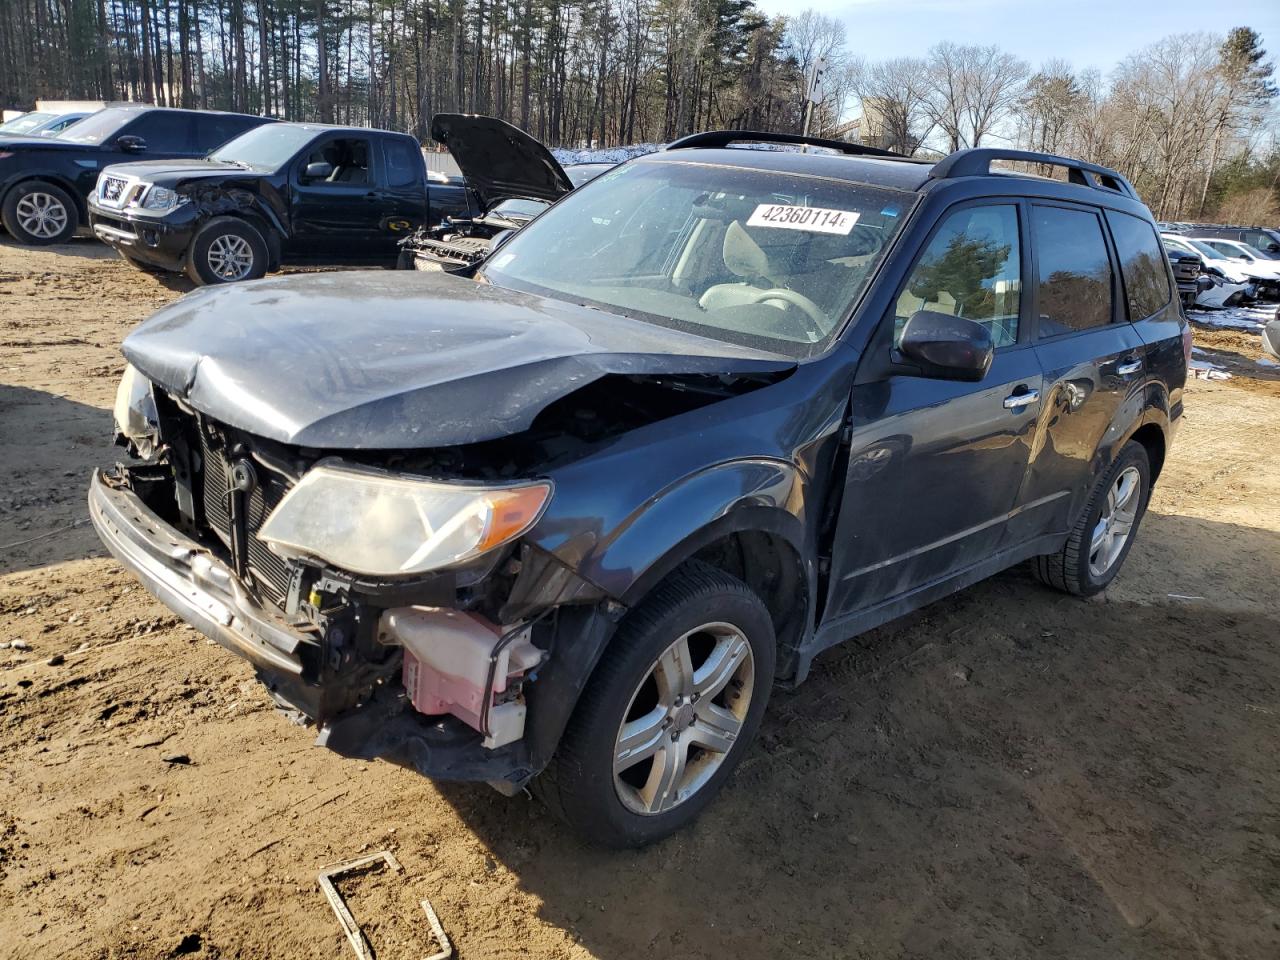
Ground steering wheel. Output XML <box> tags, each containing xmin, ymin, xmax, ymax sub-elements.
<box><xmin>746</xmin><ymin>287</ymin><xmax>828</xmax><ymax>337</ymax></box>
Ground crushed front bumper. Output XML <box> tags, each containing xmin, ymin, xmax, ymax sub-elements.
<box><xmin>89</xmin><ymin>468</ymin><xmax>306</xmax><ymax>676</ymax></box>
<box><xmin>87</xmin><ymin>468</ymin><xmax>537</xmax><ymax>787</ymax></box>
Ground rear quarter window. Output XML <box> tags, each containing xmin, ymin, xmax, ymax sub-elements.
<box><xmin>384</xmin><ymin>139</ymin><xmax>423</xmax><ymax>188</ymax></box>
<box><xmin>1104</xmin><ymin>210</ymin><xmax>1171</xmax><ymax>320</ymax></box>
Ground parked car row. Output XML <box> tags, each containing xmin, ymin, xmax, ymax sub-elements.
<box><xmin>0</xmin><ymin>103</ymin><xmax>481</xmax><ymax>284</ymax></box>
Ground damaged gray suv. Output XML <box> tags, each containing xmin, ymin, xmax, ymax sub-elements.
<box><xmin>91</xmin><ymin>131</ymin><xmax>1188</xmax><ymax>847</ymax></box>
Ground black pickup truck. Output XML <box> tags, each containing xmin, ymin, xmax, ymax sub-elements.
<box><xmin>88</xmin><ymin>122</ymin><xmax>474</xmax><ymax>284</ymax></box>
<box><xmin>0</xmin><ymin>105</ymin><xmax>272</xmax><ymax>245</ymax></box>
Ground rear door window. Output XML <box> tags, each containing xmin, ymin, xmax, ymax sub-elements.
<box><xmin>195</xmin><ymin>114</ymin><xmax>259</xmax><ymax>153</ymax></box>
<box><xmin>1103</xmin><ymin>210</ymin><xmax>1171</xmax><ymax>321</ymax></box>
<box><xmin>1032</xmin><ymin>205</ymin><xmax>1114</xmax><ymax>337</ymax></box>
<box><xmin>893</xmin><ymin>203</ymin><xmax>1021</xmax><ymax>348</ymax></box>
<box><xmin>119</xmin><ymin>111</ymin><xmax>195</xmax><ymax>153</ymax></box>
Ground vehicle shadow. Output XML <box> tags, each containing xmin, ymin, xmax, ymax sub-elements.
<box><xmin>0</xmin><ymin>384</ymin><xmax>113</xmax><ymax>574</ymax></box>
<box><xmin>0</xmin><ymin>233</ymin><xmax>116</xmax><ymax>261</ymax></box>
<box><xmin>437</xmin><ymin>512</ymin><xmax>1280</xmax><ymax>959</ymax></box>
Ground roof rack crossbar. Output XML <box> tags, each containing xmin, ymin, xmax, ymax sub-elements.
<box><xmin>929</xmin><ymin>148</ymin><xmax>1137</xmax><ymax>199</ymax></box>
<box><xmin>664</xmin><ymin>129</ymin><xmax>907</xmax><ymax>160</ymax></box>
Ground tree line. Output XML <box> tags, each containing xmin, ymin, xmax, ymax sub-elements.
<box><xmin>0</xmin><ymin>0</ymin><xmax>1275</xmax><ymax>221</ymax></box>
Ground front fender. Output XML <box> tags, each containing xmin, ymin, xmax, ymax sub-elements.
<box><xmin>542</xmin><ymin>457</ymin><xmax>811</xmax><ymax>604</ymax></box>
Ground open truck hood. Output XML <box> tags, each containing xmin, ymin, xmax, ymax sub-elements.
<box><xmin>431</xmin><ymin>113</ymin><xmax>574</xmax><ymax>210</ymax></box>
<box><xmin>121</xmin><ymin>271</ymin><xmax>793</xmax><ymax>450</ymax></box>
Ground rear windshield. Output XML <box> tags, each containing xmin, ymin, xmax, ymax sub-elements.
<box><xmin>482</xmin><ymin>159</ymin><xmax>912</xmax><ymax>359</ymax></box>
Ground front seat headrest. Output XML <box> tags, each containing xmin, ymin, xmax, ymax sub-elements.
<box><xmin>723</xmin><ymin>220</ymin><xmax>770</xmax><ymax>281</ymax></box>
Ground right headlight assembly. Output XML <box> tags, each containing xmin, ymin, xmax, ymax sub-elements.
<box><xmin>257</xmin><ymin>464</ymin><xmax>552</xmax><ymax>577</ymax></box>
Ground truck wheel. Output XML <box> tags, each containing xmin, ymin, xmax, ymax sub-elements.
<box><xmin>535</xmin><ymin>561</ymin><xmax>775</xmax><ymax>848</ymax></box>
<box><xmin>1033</xmin><ymin>441</ymin><xmax>1151</xmax><ymax>596</ymax></box>
<box><xmin>184</xmin><ymin>217</ymin><xmax>268</xmax><ymax>285</ymax></box>
<box><xmin>2</xmin><ymin>180</ymin><xmax>78</xmax><ymax>245</ymax></box>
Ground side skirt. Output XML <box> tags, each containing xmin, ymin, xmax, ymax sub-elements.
<box><xmin>794</xmin><ymin>532</ymin><xmax>1065</xmax><ymax>683</ymax></box>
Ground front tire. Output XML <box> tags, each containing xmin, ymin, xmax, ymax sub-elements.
<box><xmin>536</xmin><ymin>562</ymin><xmax>775</xmax><ymax>848</ymax></box>
<box><xmin>184</xmin><ymin>217</ymin><xmax>268</xmax><ymax>285</ymax></box>
<box><xmin>2</xmin><ymin>180</ymin><xmax>78</xmax><ymax>245</ymax></box>
<box><xmin>1034</xmin><ymin>441</ymin><xmax>1151</xmax><ymax>596</ymax></box>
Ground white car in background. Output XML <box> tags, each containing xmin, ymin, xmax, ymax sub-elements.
<box><xmin>1196</xmin><ymin>237</ymin><xmax>1280</xmax><ymax>294</ymax></box>
<box><xmin>1161</xmin><ymin>234</ymin><xmax>1254</xmax><ymax>282</ymax></box>
<box><xmin>1161</xmin><ymin>235</ymin><xmax>1256</xmax><ymax>308</ymax></box>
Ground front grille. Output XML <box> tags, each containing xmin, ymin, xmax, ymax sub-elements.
<box><xmin>100</xmin><ymin>175</ymin><xmax>129</xmax><ymax>204</ymax></box>
<box><xmin>197</xmin><ymin>430</ymin><xmax>295</xmax><ymax>604</ymax></box>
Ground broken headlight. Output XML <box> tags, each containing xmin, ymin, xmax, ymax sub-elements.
<box><xmin>113</xmin><ymin>363</ymin><xmax>160</xmax><ymax>460</ymax></box>
<box><xmin>140</xmin><ymin>185</ymin><xmax>186</xmax><ymax>211</ymax></box>
<box><xmin>258</xmin><ymin>464</ymin><xmax>552</xmax><ymax>577</ymax></box>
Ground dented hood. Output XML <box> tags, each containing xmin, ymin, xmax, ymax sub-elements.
<box><xmin>122</xmin><ymin>271</ymin><xmax>793</xmax><ymax>449</ymax></box>
<box><xmin>431</xmin><ymin>113</ymin><xmax>573</xmax><ymax>209</ymax></box>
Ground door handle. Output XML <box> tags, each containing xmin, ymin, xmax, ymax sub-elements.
<box><xmin>1003</xmin><ymin>389</ymin><xmax>1039</xmax><ymax>410</ymax></box>
<box><xmin>1116</xmin><ymin>358</ymin><xmax>1143</xmax><ymax>375</ymax></box>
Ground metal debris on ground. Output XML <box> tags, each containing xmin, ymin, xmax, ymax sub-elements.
<box><xmin>317</xmin><ymin>850</ymin><xmax>454</xmax><ymax>960</ymax></box>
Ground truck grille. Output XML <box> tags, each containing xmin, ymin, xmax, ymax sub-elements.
<box><xmin>197</xmin><ymin>430</ymin><xmax>295</xmax><ymax>604</ymax></box>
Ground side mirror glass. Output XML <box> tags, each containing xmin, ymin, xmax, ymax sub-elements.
<box><xmin>897</xmin><ymin>310</ymin><xmax>994</xmax><ymax>383</ymax></box>
<box><xmin>116</xmin><ymin>135</ymin><xmax>146</xmax><ymax>154</ymax></box>
<box><xmin>303</xmin><ymin>161</ymin><xmax>334</xmax><ymax>181</ymax></box>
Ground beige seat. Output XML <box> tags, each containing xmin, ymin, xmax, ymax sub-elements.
<box><xmin>699</xmin><ymin>221</ymin><xmax>779</xmax><ymax>312</ymax></box>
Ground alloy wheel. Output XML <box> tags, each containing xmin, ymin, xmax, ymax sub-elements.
<box><xmin>206</xmin><ymin>234</ymin><xmax>254</xmax><ymax>281</ymax></box>
<box><xmin>613</xmin><ymin>621</ymin><xmax>755</xmax><ymax>815</ymax></box>
<box><xmin>1089</xmin><ymin>465</ymin><xmax>1141</xmax><ymax>579</ymax></box>
<box><xmin>15</xmin><ymin>192</ymin><xmax>68</xmax><ymax>239</ymax></box>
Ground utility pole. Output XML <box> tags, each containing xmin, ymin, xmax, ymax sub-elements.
<box><xmin>801</xmin><ymin>56</ymin><xmax>828</xmax><ymax>138</ymax></box>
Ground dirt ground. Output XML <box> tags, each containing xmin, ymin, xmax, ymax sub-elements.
<box><xmin>2</xmin><ymin>237</ymin><xmax>1279</xmax><ymax>960</ymax></box>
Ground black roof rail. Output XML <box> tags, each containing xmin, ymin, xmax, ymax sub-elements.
<box><xmin>664</xmin><ymin>129</ymin><xmax>908</xmax><ymax>160</ymax></box>
<box><xmin>929</xmin><ymin>147</ymin><xmax>1137</xmax><ymax>199</ymax></box>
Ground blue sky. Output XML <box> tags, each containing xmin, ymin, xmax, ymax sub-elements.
<box><xmin>756</xmin><ymin>0</ymin><xmax>1280</xmax><ymax>75</ymax></box>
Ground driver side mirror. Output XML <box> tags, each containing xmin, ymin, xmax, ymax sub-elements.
<box><xmin>116</xmin><ymin>135</ymin><xmax>146</xmax><ymax>154</ymax></box>
<box><xmin>303</xmin><ymin>161</ymin><xmax>334</xmax><ymax>181</ymax></box>
<box><xmin>897</xmin><ymin>310</ymin><xmax>994</xmax><ymax>382</ymax></box>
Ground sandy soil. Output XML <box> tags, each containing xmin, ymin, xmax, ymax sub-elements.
<box><xmin>2</xmin><ymin>237</ymin><xmax>1279</xmax><ymax>960</ymax></box>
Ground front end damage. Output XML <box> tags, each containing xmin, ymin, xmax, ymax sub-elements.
<box><xmin>91</xmin><ymin>389</ymin><xmax>617</xmax><ymax>793</ymax></box>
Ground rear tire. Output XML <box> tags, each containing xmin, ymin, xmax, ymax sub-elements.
<box><xmin>2</xmin><ymin>180</ymin><xmax>78</xmax><ymax>245</ymax></box>
<box><xmin>1034</xmin><ymin>441</ymin><xmax>1151</xmax><ymax>596</ymax></box>
<box><xmin>535</xmin><ymin>561</ymin><xmax>775</xmax><ymax>848</ymax></box>
<box><xmin>184</xmin><ymin>217</ymin><xmax>268</xmax><ymax>285</ymax></box>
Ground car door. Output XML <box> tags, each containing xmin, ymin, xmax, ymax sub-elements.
<box><xmin>1001</xmin><ymin>201</ymin><xmax>1147</xmax><ymax>546</ymax></box>
<box><xmin>287</xmin><ymin>134</ymin><xmax>386</xmax><ymax>261</ymax></box>
<box><xmin>824</xmin><ymin>201</ymin><xmax>1042</xmax><ymax>621</ymax></box>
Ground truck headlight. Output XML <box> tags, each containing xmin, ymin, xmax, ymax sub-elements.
<box><xmin>141</xmin><ymin>185</ymin><xmax>185</xmax><ymax>210</ymax></box>
<box><xmin>258</xmin><ymin>464</ymin><xmax>552</xmax><ymax>577</ymax></box>
<box><xmin>113</xmin><ymin>363</ymin><xmax>160</xmax><ymax>459</ymax></box>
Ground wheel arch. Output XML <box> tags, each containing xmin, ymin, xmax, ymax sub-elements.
<box><xmin>3</xmin><ymin>173</ymin><xmax>87</xmax><ymax>223</ymax></box>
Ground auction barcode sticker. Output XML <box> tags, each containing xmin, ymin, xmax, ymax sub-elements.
<box><xmin>747</xmin><ymin>204</ymin><xmax>860</xmax><ymax>235</ymax></box>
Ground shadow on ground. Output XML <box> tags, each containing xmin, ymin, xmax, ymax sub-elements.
<box><xmin>0</xmin><ymin>384</ymin><xmax>112</xmax><ymax>574</ymax></box>
<box><xmin>440</xmin><ymin>513</ymin><xmax>1280</xmax><ymax>960</ymax></box>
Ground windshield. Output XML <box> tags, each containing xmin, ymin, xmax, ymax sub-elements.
<box><xmin>0</xmin><ymin>112</ymin><xmax>55</xmax><ymax>135</ymax></box>
<box><xmin>482</xmin><ymin>159</ymin><xmax>911</xmax><ymax>359</ymax></box>
<box><xmin>208</xmin><ymin>124</ymin><xmax>318</xmax><ymax>168</ymax></box>
<box><xmin>1186</xmin><ymin>238</ymin><xmax>1226</xmax><ymax>259</ymax></box>
<box><xmin>55</xmin><ymin>107</ymin><xmax>136</xmax><ymax>144</ymax></box>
